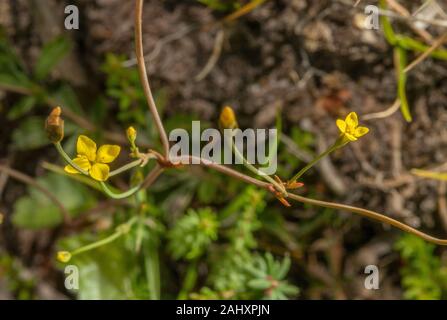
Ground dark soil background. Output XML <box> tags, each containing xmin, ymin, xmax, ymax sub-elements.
<box><xmin>1</xmin><ymin>0</ymin><xmax>447</xmax><ymax>299</ymax></box>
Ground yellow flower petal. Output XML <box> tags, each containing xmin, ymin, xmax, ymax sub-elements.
<box><xmin>90</xmin><ymin>163</ymin><xmax>110</xmax><ymax>181</ymax></box>
<box><xmin>96</xmin><ymin>145</ymin><xmax>121</xmax><ymax>164</ymax></box>
<box><xmin>64</xmin><ymin>156</ymin><xmax>91</xmax><ymax>174</ymax></box>
<box><xmin>355</xmin><ymin>126</ymin><xmax>369</xmax><ymax>137</ymax></box>
<box><xmin>77</xmin><ymin>135</ymin><xmax>97</xmax><ymax>162</ymax></box>
<box><xmin>345</xmin><ymin>132</ymin><xmax>358</xmax><ymax>142</ymax></box>
<box><xmin>345</xmin><ymin>112</ymin><xmax>358</xmax><ymax>129</ymax></box>
<box><xmin>336</xmin><ymin>119</ymin><xmax>347</xmax><ymax>133</ymax></box>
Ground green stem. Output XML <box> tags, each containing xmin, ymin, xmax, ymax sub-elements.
<box><xmin>289</xmin><ymin>138</ymin><xmax>342</xmax><ymax>183</ymax></box>
<box><xmin>71</xmin><ymin>217</ymin><xmax>137</xmax><ymax>257</ymax></box>
<box><xmin>229</xmin><ymin>135</ymin><xmax>285</xmax><ymax>194</ymax></box>
<box><xmin>55</xmin><ymin>142</ymin><xmax>88</xmax><ymax>175</ymax></box>
<box><xmin>109</xmin><ymin>159</ymin><xmax>142</xmax><ymax>177</ymax></box>
<box><xmin>42</xmin><ymin>162</ymin><xmax>102</xmax><ymax>191</ymax></box>
<box><xmin>178</xmin><ymin>259</ymin><xmax>198</xmax><ymax>300</ymax></box>
<box><xmin>99</xmin><ymin>181</ymin><xmax>142</xmax><ymax>200</ymax></box>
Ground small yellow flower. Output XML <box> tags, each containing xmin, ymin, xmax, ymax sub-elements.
<box><xmin>219</xmin><ymin>106</ymin><xmax>238</xmax><ymax>129</ymax></box>
<box><xmin>57</xmin><ymin>251</ymin><xmax>72</xmax><ymax>263</ymax></box>
<box><xmin>336</xmin><ymin>112</ymin><xmax>369</xmax><ymax>142</ymax></box>
<box><xmin>64</xmin><ymin>135</ymin><xmax>121</xmax><ymax>181</ymax></box>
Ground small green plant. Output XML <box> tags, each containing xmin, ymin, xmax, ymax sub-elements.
<box><xmin>246</xmin><ymin>253</ymin><xmax>299</xmax><ymax>300</ymax></box>
<box><xmin>101</xmin><ymin>53</ymin><xmax>151</xmax><ymax>126</ymax></box>
<box><xmin>395</xmin><ymin>234</ymin><xmax>447</xmax><ymax>300</ymax></box>
<box><xmin>168</xmin><ymin>208</ymin><xmax>219</xmax><ymax>260</ymax></box>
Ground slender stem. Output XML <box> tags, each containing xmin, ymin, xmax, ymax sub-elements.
<box><xmin>178</xmin><ymin>155</ymin><xmax>271</xmax><ymax>190</ymax></box>
<box><xmin>55</xmin><ymin>142</ymin><xmax>88</xmax><ymax>175</ymax></box>
<box><xmin>0</xmin><ymin>164</ymin><xmax>71</xmax><ymax>224</ymax></box>
<box><xmin>142</xmin><ymin>164</ymin><xmax>164</xmax><ymax>189</ymax></box>
<box><xmin>109</xmin><ymin>159</ymin><xmax>143</xmax><ymax>177</ymax></box>
<box><xmin>221</xmin><ymin>0</ymin><xmax>267</xmax><ymax>24</ymax></box>
<box><xmin>230</xmin><ymin>137</ymin><xmax>285</xmax><ymax>194</ymax></box>
<box><xmin>289</xmin><ymin>139</ymin><xmax>341</xmax><ymax>183</ymax></box>
<box><xmin>42</xmin><ymin>162</ymin><xmax>102</xmax><ymax>191</ymax></box>
<box><xmin>99</xmin><ymin>181</ymin><xmax>142</xmax><ymax>200</ymax></box>
<box><xmin>178</xmin><ymin>258</ymin><xmax>199</xmax><ymax>300</ymax></box>
<box><xmin>288</xmin><ymin>193</ymin><xmax>447</xmax><ymax>246</ymax></box>
<box><xmin>71</xmin><ymin>217</ymin><xmax>138</xmax><ymax>257</ymax></box>
<box><xmin>135</xmin><ymin>0</ymin><xmax>170</xmax><ymax>157</ymax></box>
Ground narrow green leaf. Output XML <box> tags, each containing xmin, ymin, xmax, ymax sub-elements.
<box><xmin>34</xmin><ymin>36</ymin><xmax>72</xmax><ymax>80</ymax></box>
<box><xmin>7</xmin><ymin>96</ymin><xmax>36</xmax><ymax>120</ymax></box>
<box><xmin>394</xmin><ymin>47</ymin><xmax>412</xmax><ymax>122</ymax></box>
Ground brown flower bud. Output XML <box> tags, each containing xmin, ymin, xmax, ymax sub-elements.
<box><xmin>45</xmin><ymin>107</ymin><xmax>64</xmax><ymax>143</ymax></box>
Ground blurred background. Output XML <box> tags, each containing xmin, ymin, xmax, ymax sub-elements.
<box><xmin>0</xmin><ymin>0</ymin><xmax>447</xmax><ymax>300</ymax></box>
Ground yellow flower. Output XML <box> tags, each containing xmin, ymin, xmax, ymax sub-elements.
<box><xmin>219</xmin><ymin>106</ymin><xmax>238</xmax><ymax>129</ymax></box>
<box><xmin>57</xmin><ymin>251</ymin><xmax>72</xmax><ymax>263</ymax></box>
<box><xmin>336</xmin><ymin>112</ymin><xmax>369</xmax><ymax>142</ymax></box>
<box><xmin>64</xmin><ymin>135</ymin><xmax>121</xmax><ymax>181</ymax></box>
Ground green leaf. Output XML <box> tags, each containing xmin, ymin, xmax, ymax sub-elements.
<box><xmin>12</xmin><ymin>173</ymin><xmax>95</xmax><ymax>229</ymax></box>
<box><xmin>52</xmin><ymin>85</ymin><xmax>83</xmax><ymax>114</ymax></box>
<box><xmin>394</xmin><ymin>47</ymin><xmax>412</xmax><ymax>122</ymax></box>
<box><xmin>411</xmin><ymin>169</ymin><xmax>447</xmax><ymax>181</ymax></box>
<box><xmin>248</xmin><ymin>278</ymin><xmax>271</xmax><ymax>290</ymax></box>
<box><xmin>0</xmin><ymin>34</ymin><xmax>33</xmax><ymax>89</ymax></box>
<box><xmin>34</xmin><ymin>36</ymin><xmax>72</xmax><ymax>80</ymax></box>
<box><xmin>11</xmin><ymin>116</ymin><xmax>49</xmax><ymax>150</ymax></box>
<box><xmin>379</xmin><ymin>0</ymin><xmax>397</xmax><ymax>45</ymax></box>
<box><xmin>0</xmin><ymin>73</ymin><xmax>32</xmax><ymax>89</ymax></box>
<box><xmin>7</xmin><ymin>96</ymin><xmax>36</xmax><ymax>120</ymax></box>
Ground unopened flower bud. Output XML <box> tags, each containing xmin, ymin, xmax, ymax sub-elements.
<box><xmin>126</xmin><ymin>126</ymin><xmax>137</xmax><ymax>143</ymax></box>
<box><xmin>45</xmin><ymin>107</ymin><xmax>64</xmax><ymax>143</ymax></box>
<box><xmin>56</xmin><ymin>251</ymin><xmax>71</xmax><ymax>263</ymax></box>
<box><xmin>219</xmin><ymin>106</ymin><xmax>238</xmax><ymax>129</ymax></box>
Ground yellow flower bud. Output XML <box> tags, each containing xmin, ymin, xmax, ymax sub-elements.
<box><xmin>219</xmin><ymin>106</ymin><xmax>238</xmax><ymax>129</ymax></box>
<box><xmin>45</xmin><ymin>107</ymin><xmax>64</xmax><ymax>143</ymax></box>
<box><xmin>126</xmin><ymin>126</ymin><xmax>137</xmax><ymax>143</ymax></box>
<box><xmin>56</xmin><ymin>251</ymin><xmax>72</xmax><ymax>263</ymax></box>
